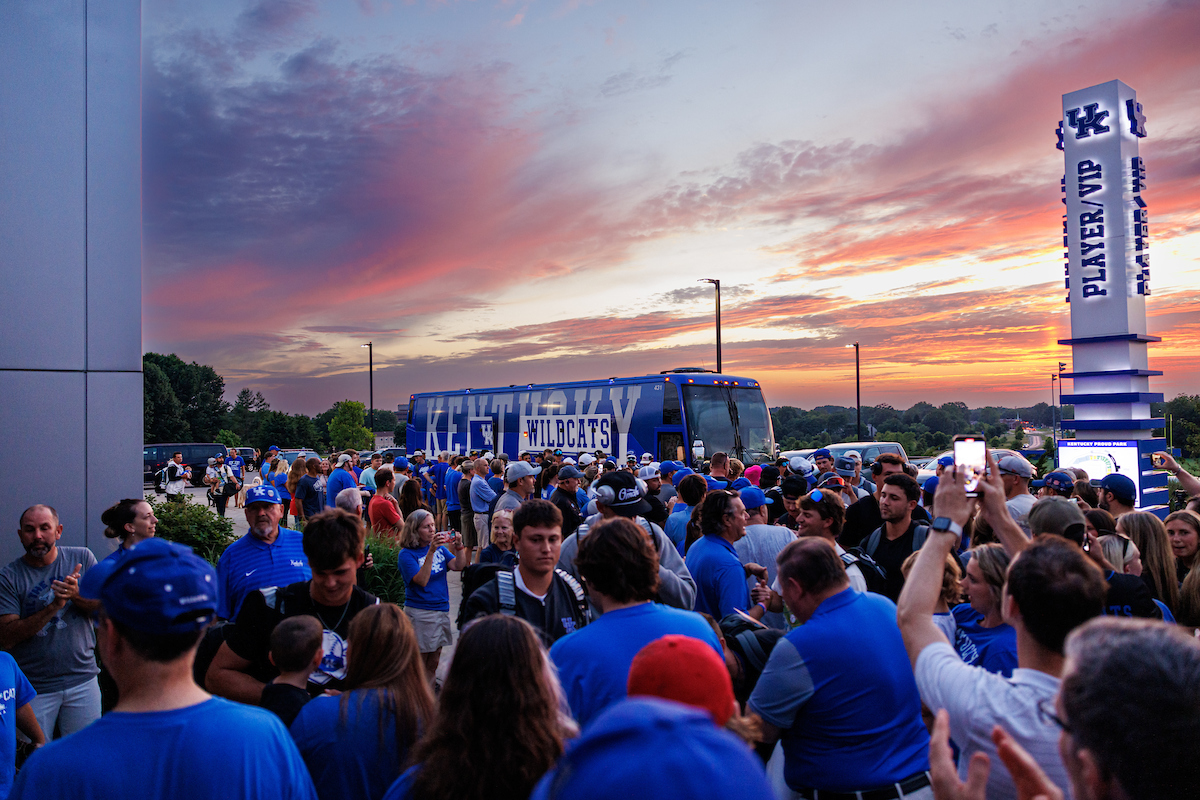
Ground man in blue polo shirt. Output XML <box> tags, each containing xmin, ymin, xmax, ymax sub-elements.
<box><xmin>750</xmin><ymin>537</ymin><xmax>931</xmax><ymax>798</ymax></box>
<box><xmin>550</xmin><ymin>518</ymin><xmax>720</xmax><ymax>727</ymax></box>
<box><xmin>686</xmin><ymin>491</ymin><xmax>767</xmax><ymax>620</ymax></box>
<box><xmin>216</xmin><ymin>486</ymin><xmax>311</xmax><ymax>621</ymax></box>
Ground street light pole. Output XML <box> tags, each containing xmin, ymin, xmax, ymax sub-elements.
<box><xmin>361</xmin><ymin>342</ymin><xmax>374</xmax><ymax>434</ymax></box>
<box><xmin>846</xmin><ymin>342</ymin><xmax>861</xmax><ymax>440</ymax></box>
<box><xmin>1057</xmin><ymin>362</ymin><xmax>1066</xmax><ymax>445</ymax></box>
<box><xmin>699</xmin><ymin>279</ymin><xmax>721</xmax><ymax>373</ymax></box>
<box><xmin>1050</xmin><ymin>373</ymin><xmax>1057</xmax><ymax>444</ymax></box>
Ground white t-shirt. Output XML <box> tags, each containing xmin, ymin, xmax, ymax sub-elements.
<box><xmin>915</xmin><ymin>642</ymin><xmax>1070</xmax><ymax>800</ymax></box>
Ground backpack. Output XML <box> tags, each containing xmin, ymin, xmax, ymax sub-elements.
<box><xmin>456</xmin><ymin>563</ymin><xmax>512</xmax><ymax>628</ymax></box>
<box><xmin>153</xmin><ymin>467</ymin><xmax>169</xmax><ymax>494</ymax></box>
<box><xmin>717</xmin><ymin>613</ymin><xmax>784</xmax><ymax>698</ymax></box>
<box><xmin>494</xmin><ymin>568</ymin><xmax>588</xmax><ymax>623</ymax></box>
<box><xmin>862</xmin><ymin>524</ymin><xmax>931</xmax><ymax>559</ymax></box>
<box><xmin>840</xmin><ymin>547</ymin><xmax>890</xmax><ymax>596</ymax></box>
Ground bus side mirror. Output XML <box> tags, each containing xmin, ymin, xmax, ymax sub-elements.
<box><xmin>692</xmin><ymin>440</ymin><xmax>705</xmax><ymax>461</ymax></box>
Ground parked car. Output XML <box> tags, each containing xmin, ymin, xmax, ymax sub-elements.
<box><xmin>145</xmin><ymin>443</ymin><xmax>228</xmax><ymax>487</ymax></box>
<box><xmin>915</xmin><ymin>447</ymin><xmax>1024</xmax><ymax>486</ymax></box>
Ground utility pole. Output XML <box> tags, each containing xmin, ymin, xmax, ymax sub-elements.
<box><xmin>847</xmin><ymin>342</ymin><xmax>861</xmax><ymax>440</ymax></box>
<box><xmin>700</xmin><ymin>279</ymin><xmax>721</xmax><ymax>373</ymax></box>
<box><xmin>361</xmin><ymin>342</ymin><xmax>374</xmax><ymax>435</ymax></box>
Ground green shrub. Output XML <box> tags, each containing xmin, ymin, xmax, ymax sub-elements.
<box><xmin>145</xmin><ymin>494</ymin><xmax>236</xmax><ymax>566</ymax></box>
<box><xmin>359</xmin><ymin>532</ymin><xmax>406</xmax><ymax>607</ymax></box>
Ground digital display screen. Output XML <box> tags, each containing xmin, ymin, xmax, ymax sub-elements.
<box><xmin>1057</xmin><ymin>440</ymin><xmax>1142</xmax><ymax>508</ymax></box>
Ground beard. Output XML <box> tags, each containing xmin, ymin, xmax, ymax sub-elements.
<box><xmin>24</xmin><ymin>540</ymin><xmax>51</xmax><ymax>558</ymax></box>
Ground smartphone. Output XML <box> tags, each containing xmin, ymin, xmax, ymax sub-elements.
<box><xmin>953</xmin><ymin>435</ymin><xmax>987</xmax><ymax>497</ymax></box>
<box><xmin>1151</xmin><ymin>453</ymin><xmax>1166</xmax><ymax>469</ymax></box>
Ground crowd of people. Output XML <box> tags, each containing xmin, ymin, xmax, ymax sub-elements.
<box><xmin>1</xmin><ymin>442</ymin><xmax>1199</xmax><ymax>800</ymax></box>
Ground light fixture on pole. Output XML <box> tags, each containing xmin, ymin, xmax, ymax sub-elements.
<box><xmin>699</xmin><ymin>279</ymin><xmax>721</xmax><ymax>373</ymax></box>
<box><xmin>845</xmin><ymin>342</ymin><xmax>861</xmax><ymax>440</ymax></box>
<box><xmin>361</xmin><ymin>342</ymin><xmax>374</xmax><ymax>435</ymax></box>
<box><xmin>1050</xmin><ymin>373</ymin><xmax>1057</xmax><ymax>444</ymax></box>
<box><xmin>1057</xmin><ymin>362</ymin><xmax>1067</xmax><ymax>444</ymax></box>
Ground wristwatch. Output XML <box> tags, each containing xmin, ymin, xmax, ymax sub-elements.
<box><xmin>931</xmin><ymin>516</ymin><xmax>963</xmax><ymax>537</ymax></box>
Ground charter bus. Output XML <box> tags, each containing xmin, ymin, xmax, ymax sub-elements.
<box><xmin>405</xmin><ymin>369</ymin><xmax>776</xmax><ymax>468</ymax></box>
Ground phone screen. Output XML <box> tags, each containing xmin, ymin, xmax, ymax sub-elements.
<box><xmin>954</xmin><ymin>438</ymin><xmax>987</xmax><ymax>495</ymax></box>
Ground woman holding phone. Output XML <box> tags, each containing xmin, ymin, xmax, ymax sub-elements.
<box><xmin>397</xmin><ymin>509</ymin><xmax>469</xmax><ymax>680</ymax></box>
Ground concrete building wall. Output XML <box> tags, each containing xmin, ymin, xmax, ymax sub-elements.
<box><xmin>0</xmin><ymin>0</ymin><xmax>142</xmax><ymax>564</ymax></box>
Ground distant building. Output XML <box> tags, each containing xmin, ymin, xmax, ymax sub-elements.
<box><xmin>374</xmin><ymin>432</ymin><xmax>395</xmax><ymax>449</ymax></box>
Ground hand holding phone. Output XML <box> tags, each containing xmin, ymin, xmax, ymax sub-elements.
<box><xmin>953</xmin><ymin>436</ymin><xmax>987</xmax><ymax>497</ymax></box>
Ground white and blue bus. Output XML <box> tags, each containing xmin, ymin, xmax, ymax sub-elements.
<box><xmin>405</xmin><ymin>369</ymin><xmax>776</xmax><ymax>467</ymax></box>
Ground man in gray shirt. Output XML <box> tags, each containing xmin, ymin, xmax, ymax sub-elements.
<box><xmin>495</xmin><ymin>461</ymin><xmax>539</xmax><ymax>517</ymax></box>
<box><xmin>0</xmin><ymin>505</ymin><xmax>100</xmax><ymax>738</ymax></box>
<box><xmin>733</xmin><ymin>487</ymin><xmax>794</xmax><ymax>629</ymax></box>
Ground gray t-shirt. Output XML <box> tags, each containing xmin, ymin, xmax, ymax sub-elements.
<box><xmin>0</xmin><ymin>546</ymin><xmax>100</xmax><ymax>691</ymax></box>
<box><xmin>493</xmin><ymin>489</ymin><xmax>525</xmax><ymax>516</ymax></box>
<box><xmin>735</xmin><ymin>524</ymin><xmax>796</xmax><ymax>630</ymax></box>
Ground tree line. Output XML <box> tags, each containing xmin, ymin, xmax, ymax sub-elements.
<box><xmin>771</xmin><ymin>396</ymin><xmax>1200</xmax><ymax>459</ymax></box>
<box><xmin>143</xmin><ymin>353</ymin><xmax>404</xmax><ymax>453</ymax></box>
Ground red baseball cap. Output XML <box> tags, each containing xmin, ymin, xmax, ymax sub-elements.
<box><xmin>626</xmin><ymin>635</ymin><xmax>734</xmax><ymax>727</ymax></box>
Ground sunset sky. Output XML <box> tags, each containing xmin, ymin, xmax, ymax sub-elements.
<box><xmin>142</xmin><ymin>0</ymin><xmax>1200</xmax><ymax>416</ymax></box>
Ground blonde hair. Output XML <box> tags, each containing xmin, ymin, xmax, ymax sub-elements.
<box><xmin>400</xmin><ymin>509</ymin><xmax>434</xmax><ymax>549</ymax></box>
<box><xmin>1097</xmin><ymin>534</ymin><xmax>1139</xmax><ymax>574</ymax></box>
<box><xmin>1119</xmin><ymin>511</ymin><xmax>1179</xmax><ymax>613</ymax></box>
<box><xmin>970</xmin><ymin>543</ymin><xmax>1012</xmax><ymax>608</ymax></box>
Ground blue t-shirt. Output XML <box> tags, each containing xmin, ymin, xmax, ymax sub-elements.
<box><xmin>294</xmin><ymin>475</ymin><xmax>322</xmax><ymax>519</ymax></box>
<box><xmin>290</xmin><ymin>691</ymin><xmax>412</xmax><ymax>800</ymax></box>
<box><xmin>398</xmin><ymin>546</ymin><xmax>455</xmax><ymax>611</ymax></box>
<box><xmin>382</xmin><ymin>765</ymin><xmax>419</xmax><ymax>800</ymax></box>
<box><xmin>9</xmin><ymin>698</ymin><xmax>316</xmax><ymax>800</ymax></box>
<box><xmin>430</xmin><ymin>463</ymin><xmax>450</xmax><ymax>500</ymax></box>
<box><xmin>686</xmin><ymin>535</ymin><xmax>749</xmax><ymax>618</ymax></box>
<box><xmin>216</xmin><ymin>529</ymin><xmax>311</xmax><ymax>620</ymax></box>
<box><xmin>227</xmin><ymin>455</ymin><xmax>245</xmax><ymax>479</ymax></box>
<box><xmin>749</xmin><ymin>589</ymin><xmax>929</xmax><ymax>792</ymax></box>
<box><xmin>664</xmin><ymin>505</ymin><xmax>692</xmax><ymax>557</ymax></box>
<box><xmin>951</xmin><ymin>604</ymin><xmax>1018</xmax><ymax>678</ymax></box>
<box><xmin>478</xmin><ymin>545</ymin><xmax>518</xmax><ymax>567</ymax></box>
<box><xmin>271</xmin><ymin>472</ymin><xmax>291</xmax><ymax>502</ymax></box>
<box><xmin>0</xmin><ymin>652</ymin><xmax>36</xmax><ymax>798</ymax></box>
<box><xmin>326</xmin><ymin>469</ymin><xmax>358</xmax><ymax>509</ymax></box>
<box><xmin>487</xmin><ymin>475</ymin><xmax>505</xmax><ymax>495</ymax></box>
<box><xmin>550</xmin><ymin>603</ymin><xmax>722</xmax><ymax>727</ymax></box>
<box><xmin>445</xmin><ymin>470</ymin><xmax>463</xmax><ymax>511</ymax></box>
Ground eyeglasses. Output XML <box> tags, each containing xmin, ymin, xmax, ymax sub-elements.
<box><xmin>1036</xmin><ymin>698</ymin><xmax>1072</xmax><ymax>734</ymax></box>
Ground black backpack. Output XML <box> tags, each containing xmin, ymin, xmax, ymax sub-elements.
<box><xmin>456</xmin><ymin>563</ymin><xmax>513</xmax><ymax>628</ymax></box>
<box><xmin>841</xmin><ymin>547</ymin><xmax>889</xmax><ymax>596</ymax></box>
<box><xmin>717</xmin><ymin>614</ymin><xmax>784</xmax><ymax>702</ymax></box>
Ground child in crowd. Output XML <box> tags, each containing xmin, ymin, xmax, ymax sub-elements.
<box><xmin>477</xmin><ymin>509</ymin><xmax>518</xmax><ymax>567</ymax></box>
<box><xmin>260</xmin><ymin>616</ymin><xmax>323</xmax><ymax>727</ymax></box>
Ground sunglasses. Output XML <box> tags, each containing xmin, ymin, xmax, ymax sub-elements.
<box><xmin>807</xmin><ymin>489</ymin><xmax>826</xmax><ymax>503</ymax></box>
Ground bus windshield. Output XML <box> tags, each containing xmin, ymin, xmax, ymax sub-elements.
<box><xmin>681</xmin><ymin>384</ymin><xmax>775</xmax><ymax>465</ymax></box>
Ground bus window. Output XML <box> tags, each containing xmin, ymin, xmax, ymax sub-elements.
<box><xmin>681</xmin><ymin>385</ymin><xmax>775</xmax><ymax>465</ymax></box>
<box><xmin>662</xmin><ymin>382</ymin><xmax>682</xmax><ymax>425</ymax></box>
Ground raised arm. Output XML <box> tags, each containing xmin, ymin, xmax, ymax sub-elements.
<box><xmin>977</xmin><ymin>452</ymin><xmax>1030</xmax><ymax>556</ymax></box>
<box><xmin>1157</xmin><ymin>451</ymin><xmax>1200</xmax><ymax>498</ymax></box>
<box><xmin>897</xmin><ymin>467</ymin><xmax>971</xmax><ymax>666</ymax></box>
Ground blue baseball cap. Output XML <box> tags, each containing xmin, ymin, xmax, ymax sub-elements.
<box><xmin>937</xmin><ymin>455</ymin><xmax>955</xmax><ymax>468</ymax></box>
<box><xmin>1034</xmin><ymin>471</ymin><xmax>1074</xmax><ymax>495</ymax></box>
<box><xmin>729</xmin><ymin>477</ymin><xmax>751</xmax><ymax>490</ymax></box>
<box><xmin>393</xmin><ymin>456</ymin><xmax>409</xmax><ymax>470</ymax></box>
<box><xmin>659</xmin><ymin>461</ymin><xmax>679</xmax><ymax>476</ymax></box>
<box><xmin>923</xmin><ymin>476</ymin><xmax>939</xmax><ymax>495</ymax></box>
<box><xmin>703</xmin><ymin>476</ymin><xmax>729</xmax><ymax>491</ymax></box>
<box><xmin>812</xmin><ymin>448</ymin><xmax>832</xmax><ymax>460</ymax></box>
<box><xmin>267</xmin><ymin>445</ymin><xmax>280</xmax><ymax>452</ymax></box>
<box><xmin>834</xmin><ymin>456</ymin><xmax>857</xmax><ymax>478</ymax></box>
<box><xmin>530</xmin><ymin>698</ymin><xmax>772</xmax><ymax>800</ymax></box>
<box><xmin>739</xmin><ymin>486</ymin><xmax>774</xmax><ymax>510</ymax></box>
<box><xmin>1098</xmin><ymin>473</ymin><xmax>1137</xmax><ymax>504</ymax></box>
<box><xmin>245</xmin><ymin>485</ymin><xmax>283</xmax><ymax>505</ymax></box>
<box><xmin>671</xmin><ymin>467</ymin><xmax>695</xmax><ymax>487</ymax></box>
<box><xmin>80</xmin><ymin>539</ymin><xmax>218</xmax><ymax>636</ymax></box>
